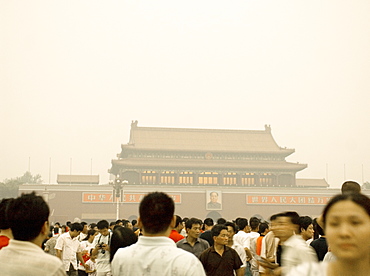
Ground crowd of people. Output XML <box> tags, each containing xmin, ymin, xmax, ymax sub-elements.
<box><xmin>0</xmin><ymin>181</ymin><xmax>369</xmax><ymax>276</ymax></box>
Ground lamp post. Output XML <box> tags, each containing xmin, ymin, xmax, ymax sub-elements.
<box><xmin>111</xmin><ymin>177</ymin><xmax>128</xmax><ymax>220</ymax></box>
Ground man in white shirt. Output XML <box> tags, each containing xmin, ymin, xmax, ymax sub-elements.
<box><xmin>55</xmin><ymin>222</ymin><xmax>88</xmax><ymax>276</ymax></box>
<box><xmin>0</xmin><ymin>192</ymin><xmax>65</xmax><ymax>276</ymax></box>
<box><xmin>111</xmin><ymin>192</ymin><xmax>206</xmax><ymax>276</ymax></box>
<box><xmin>271</xmin><ymin>212</ymin><xmax>317</xmax><ymax>275</ymax></box>
<box><xmin>91</xmin><ymin>220</ymin><xmax>112</xmax><ymax>276</ymax></box>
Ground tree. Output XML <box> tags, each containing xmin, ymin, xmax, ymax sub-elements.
<box><xmin>0</xmin><ymin>171</ymin><xmax>43</xmax><ymax>199</ymax></box>
<box><xmin>362</xmin><ymin>181</ymin><xmax>370</xmax><ymax>190</ymax></box>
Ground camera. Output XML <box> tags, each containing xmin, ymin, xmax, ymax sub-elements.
<box><xmin>98</xmin><ymin>243</ymin><xmax>105</xmax><ymax>254</ymax></box>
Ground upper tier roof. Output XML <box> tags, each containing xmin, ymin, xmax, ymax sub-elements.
<box><xmin>122</xmin><ymin>121</ymin><xmax>294</xmax><ymax>155</ymax></box>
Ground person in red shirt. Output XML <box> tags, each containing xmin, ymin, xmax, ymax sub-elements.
<box><xmin>169</xmin><ymin>215</ymin><xmax>185</xmax><ymax>242</ymax></box>
<box><xmin>0</xmin><ymin>198</ymin><xmax>14</xmax><ymax>249</ymax></box>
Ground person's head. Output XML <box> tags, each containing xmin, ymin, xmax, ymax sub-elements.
<box><xmin>138</xmin><ymin>192</ymin><xmax>174</xmax><ymax>235</ymax></box>
<box><xmin>97</xmin><ymin>220</ymin><xmax>110</xmax><ymax>236</ymax></box>
<box><xmin>69</xmin><ymin>222</ymin><xmax>83</xmax><ymax>238</ymax></box>
<box><xmin>109</xmin><ymin>226</ymin><xmax>138</xmax><ymax>262</ymax></box>
<box><xmin>341</xmin><ymin>181</ymin><xmax>361</xmax><ymax>194</ymax></box>
<box><xmin>0</xmin><ymin>198</ymin><xmax>13</xmax><ymax>230</ymax></box>
<box><xmin>7</xmin><ymin>192</ymin><xmax>49</xmax><ymax>242</ymax></box>
<box><xmin>123</xmin><ymin>219</ymin><xmax>133</xmax><ymax>230</ymax></box>
<box><xmin>53</xmin><ymin>227</ymin><xmax>59</xmax><ymax>236</ymax></box>
<box><xmin>274</xmin><ymin>211</ymin><xmax>300</xmax><ymax>242</ymax></box>
<box><xmin>84</xmin><ymin>229</ymin><xmax>97</xmax><ymax>241</ymax></box>
<box><xmin>269</xmin><ymin>214</ymin><xmax>278</xmax><ymax>232</ymax></box>
<box><xmin>249</xmin><ymin>217</ymin><xmax>260</xmax><ymax>231</ymax></box>
<box><xmin>61</xmin><ymin>225</ymin><xmax>67</xmax><ymax>233</ymax></box>
<box><xmin>131</xmin><ymin>219</ymin><xmax>137</xmax><ymax>227</ymax></box>
<box><xmin>322</xmin><ymin>193</ymin><xmax>370</xmax><ymax>261</ymax></box>
<box><xmin>236</xmin><ymin>218</ymin><xmax>249</xmax><ymax>232</ymax></box>
<box><xmin>204</xmin><ymin>218</ymin><xmax>213</xmax><ymax>230</ymax></box>
<box><xmin>217</xmin><ymin>218</ymin><xmax>226</xmax><ymax>225</ymax></box>
<box><xmin>54</xmin><ymin>222</ymin><xmax>60</xmax><ymax>228</ymax></box>
<box><xmin>174</xmin><ymin>215</ymin><xmax>183</xmax><ymax>232</ymax></box>
<box><xmin>211</xmin><ymin>224</ymin><xmax>229</xmax><ymax>246</ymax></box>
<box><xmin>224</xmin><ymin>221</ymin><xmax>237</xmax><ymax>239</ymax></box>
<box><xmin>298</xmin><ymin>216</ymin><xmax>314</xmax><ymax>241</ymax></box>
<box><xmin>210</xmin><ymin>192</ymin><xmax>218</xmax><ymax>203</ymax></box>
<box><xmin>185</xmin><ymin>218</ymin><xmax>203</xmax><ymax>239</ymax></box>
<box><xmin>90</xmin><ymin>223</ymin><xmax>97</xmax><ymax>231</ymax></box>
<box><xmin>109</xmin><ymin>221</ymin><xmax>116</xmax><ymax>229</ymax></box>
<box><xmin>115</xmin><ymin>219</ymin><xmax>123</xmax><ymax>226</ymax></box>
<box><xmin>258</xmin><ymin>222</ymin><xmax>269</xmax><ymax>235</ymax></box>
<box><xmin>312</xmin><ymin>218</ymin><xmax>324</xmax><ymax>239</ymax></box>
<box><xmin>81</xmin><ymin>222</ymin><xmax>88</xmax><ymax>234</ymax></box>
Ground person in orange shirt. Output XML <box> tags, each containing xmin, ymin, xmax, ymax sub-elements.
<box><xmin>169</xmin><ymin>215</ymin><xmax>185</xmax><ymax>242</ymax></box>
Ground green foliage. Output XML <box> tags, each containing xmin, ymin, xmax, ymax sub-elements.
<box><xmin>0</xmin><ymin>171</ymin><xmax>43</xmax><ymax>199</ymax></box>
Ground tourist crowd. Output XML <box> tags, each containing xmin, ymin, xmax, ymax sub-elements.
<box><xmin>0</xmin><ymin>181</ymin><xmax>369</xmax><ymax>276</ymax></box>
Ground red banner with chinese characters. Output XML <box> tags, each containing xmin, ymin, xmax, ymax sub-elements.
<box><xmin>82</xmin><ymin>192</ymin><xmax>181</xmax><ymax>203</ymax></box>
<box><xmin>246</xmin><ymin>195</ymin><xmax>332</xmax><ymax>205</ymax></box>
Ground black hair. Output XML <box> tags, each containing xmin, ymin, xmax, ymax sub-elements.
<box><xmin>203</xmin><ymin>218</ymin><xmax>214</xmax><ymax>227</ymax></box>
<box><xmin>298</xmin><ymin>216</ymin><xmax>313</xmax><ymax>233</ymax></box>
<box><xmin>258</xmin><ymin>222</ymin><xmax>269</xmax><ymax>235</ymax></box>
<box><xmin>269</xmin><ymin>214</ymin><xmax>278</xmax><ymax>221</ymax></box>
<box><xmin>185</xmin><ymin>218</ymin><xmax>202</xmax><ymax>230</ymax></box>
<box><xmin>7</xmin><ymin>192</ymin><xmax>49</xmax><ymax>241</ymax></box>
<box><xmin>341</xmin><ymin>181</ymin><xmax>361</xmax><ymax>194</ymax></box>
<box><xmin>175</xmin><ymin>215</ymin><xmax>182</xmax><ymax>227</ymax></box>
<box><xmin>83</xmin><ymin>229</ymin><xmax>96</xmax><ymax>241</ymax></box>
<box><xmin>236</xmin><ymin>218</ymin><xmax>248</xmax><ymax>231</ymax></box>
<box><xmin>323</xmin><ymin>193</ymin><xmax>370</xmax><ymax>227</ymax></box>
<box><xmin>0</xmin><ymin>198</ymin><xmax>13</xmax><ymax>229</ymax></box>
<box><xmin>275</xmin><ymin>211</ymin><xmax>300</xmax><ymax>225</ymax></box>
<box><xmin>249</xmin><ymin>217</ymin><xmax>260</xmax><ymax>231</ymax></box>
<box><xmin>211</xmin><ymin>224</ymin><xmax>228</xmax><ymax>237</ymax></box>
<box><xmin>69</xmin><ymin>222</ymin><xmax>83</xmax><ymax>232</ymax></box>
<box><xmin>224</xmin><ymin>221</ymin><xmax>237</xmax><ymax>233</ymax></box>
<box><xmin>139</xmin><ymin>192</ymin><xmax>174</xmax><ymax>234</ymax></box>
<box><xmin>312</xmin><ymin>218</ymin><xmax>324</xmax><ymax>238</ymax></box>
<box><xmin>97</xmin><ymin>220</ymin><xmax>109</xmax><ymax>230</ymax></box>
<box><xmin>109</xmin><ymin>226</ymin><xmax>137</xmax><ymax>262</ymax></box>
<box><xmin>217</xmin><ymin>218</ymin><xmax>226</xmax><ymax>225</ymax></box>
<box><xmin>122</xmin><ymin>220</ymin><xmax>131</xmax><ymax>228</ymax></box>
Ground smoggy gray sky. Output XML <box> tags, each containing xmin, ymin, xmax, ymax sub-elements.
<box><xmin>1</xmin><ymin>1</ymin><xmax>369</xmax><ymax>188</ymax></box>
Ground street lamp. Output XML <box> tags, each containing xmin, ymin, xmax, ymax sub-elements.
<box><xmin>111</xmin><ymin>176</ymin><xmax>128</xmax><ymax>220</ymax></box>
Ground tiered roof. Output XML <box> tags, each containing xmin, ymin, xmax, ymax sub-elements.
<box><xmin>122</xmin><ymin>121</ymin><xmax>294</xmax><ymax>156</ymax></box>
<box><xmin>109</xmin><ymin>122</ymin><xmax>307</xmax><ymax>175</ymax></box>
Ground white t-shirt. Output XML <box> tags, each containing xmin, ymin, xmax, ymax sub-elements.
<box><xmin>111</xmin><ymin>236</ymin><xmax>206</xmax><ymax>276</ymax></box>
<box><xmin>55</xmin><ymin>232</ymin><xmax>82</xmax><ymax>271</ymax></box>
<box><xmin>92</xmin><ymin>233</ymin><xmax>112</xmax><ymax>273</ymax></box>
<box><xmin>234</xmin><ymin>231</ymin><xmax>250</xmax><ymax>249</ymax></box>
<box><xmin>282</xmin><ymin>235</ymin><xmax>318</xmax><ymax>274</ymax></box>
<box><xmin>0</xmin><ymin>239</ymin><xmax>65</xmax><ymax>276</ymax></box>
<box><xmin>287</xmin><ymin>261</ymin><xmax>328</xmax><ymax>276</ymax></box>
<box><xmin>78</xmin><ymin>240</ymin><xmax>94</xmax><ymax>270</ymax></box>
<box><xmin>86</xmin><ymin>259</ymin><xmax>97</xmax><ymax>276</ymax></box>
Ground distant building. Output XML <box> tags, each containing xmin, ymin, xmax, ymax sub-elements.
<box><xmin>18</xmin><ymin>123</ymin><xmax>335</xmax><ymax>223</ymax></box>
<box><xmin>57</xmin><ymin>175</ymin><xmax>99</xmax><ymax>185</ymax></box>
<box><xmin>109</xmin><ymin>121</ymin><xmax>307</xmax><ymax>187</ymax></box>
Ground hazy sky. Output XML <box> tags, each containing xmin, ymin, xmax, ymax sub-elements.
<box><xmin>1</xmin><ymin>1</ymin><xmax>369</xmax><ymax>188</ymax></box>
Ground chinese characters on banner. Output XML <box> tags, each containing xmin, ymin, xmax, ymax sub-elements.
<box><xmin>246</xmin><ymin>195</ymin><xmax>332</xmax><ymax>205</ymax></box>
<box><xmin>82</xmin><ymin>193</ymin><xmax>181</xmax><ymax>203</ymax></box>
